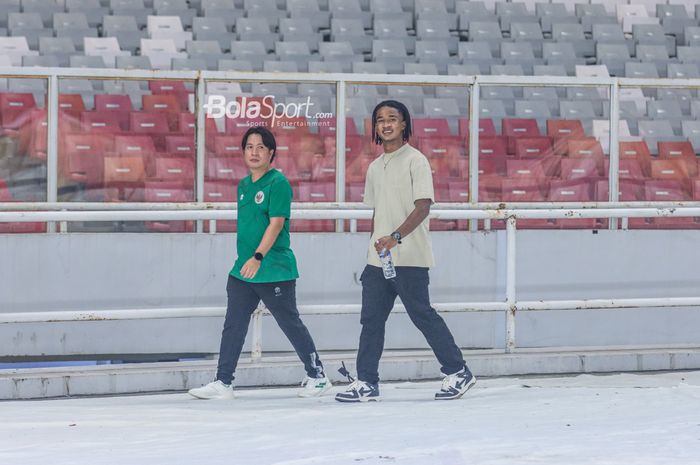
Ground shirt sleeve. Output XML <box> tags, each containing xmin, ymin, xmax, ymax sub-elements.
<box><xmin>363</xmin><ymin>163</ymin><xmax>375</xmax><ymax>208</ymax></box>
<box><xmin>411</xmin><ymin>155</ymin><xmax>435</xmax><ymax>203</ymax></box>
<box><xmin>268</xmin><ymin>178</ymin><xmax>292</xmax><ymax>218</ymax></box>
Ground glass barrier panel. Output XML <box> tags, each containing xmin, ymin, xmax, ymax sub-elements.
<box><xmin>204</xmin><ymin>81</ymin><xmax>337</xmax><ymax>232</ymax></box>
<box><xmin>58</xmin><ymin>78</ymin><xmax>196</xmax><ymax>232</ymax></box>
<box><xmin>622</xmin><ymin>85</ymin><xmax>700</xmax><ymax>229</ymax></box>
<box><xmin>479</xmin><ymin>84</ymin><xmax>610</xmax><ymax>230</ymax></box>
<box><xmin>0</xmin><ymin>78</ymin><xmax>47</xmax><ymax>233</ymax></box>
<box><xmin>345</xmin><ymin>83</ymin><xmax>470</xmax><ymax>232</ymax></box>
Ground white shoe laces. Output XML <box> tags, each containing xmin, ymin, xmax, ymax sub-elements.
<box><xmin>441</xmin><ymin>373</ymin><xmax>458</xmax><ymax>391</ymax></box>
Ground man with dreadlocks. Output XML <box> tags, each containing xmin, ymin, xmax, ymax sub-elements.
<box><xmin>335</xmin><ymin>100</ymin><xmax>476</xmax><ymax>402</ymax></box>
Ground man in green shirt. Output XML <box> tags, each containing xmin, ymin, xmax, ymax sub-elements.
<box><xmin>189</xmin><ymin>126</ymin><xmax>331</xmax><ymax>399</ymax></box>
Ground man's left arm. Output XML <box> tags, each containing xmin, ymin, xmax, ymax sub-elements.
<box><xmin>374</xmin><ymin>199</ymin><xmax>431</xmax><ymax>253</ymax></box>
<box><xmin>374</xmin><ymin>155</ymin><xmax>434</xmax><ymax>253</ymax></box>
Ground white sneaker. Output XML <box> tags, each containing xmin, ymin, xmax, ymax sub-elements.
<box><xmin>188</xmin><ymin>380</ymin><xmax>235</xmax><ymax>400</ymax></box>
<box><xmin>434</xmin><ymin>368</ymin><xmax>476</xmax><ymax>400</ymax></box>
<box><xmin>298</xmin><ymin>375</ymin><xmax>332</xmax><ymax>398</ymax></box>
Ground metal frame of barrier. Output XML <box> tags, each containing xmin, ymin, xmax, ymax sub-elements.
<box><xmin>2</xmin><ymin>68</ymin><xmax>700</xmax><ymax>358</ymax></box>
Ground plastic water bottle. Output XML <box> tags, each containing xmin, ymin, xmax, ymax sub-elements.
<box><xmin>379</xmin><ymin>248</ymin><xmax>396</xmax><ymax>279</ymax></box>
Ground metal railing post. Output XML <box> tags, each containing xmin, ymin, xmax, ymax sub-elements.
<box><xmin>335</xmin><ymin>79</ymin><xmax>347</xmax><ymax>232</ymax></box>
<box><xmin>46</xmin><ymin>74</ymin><xmax>59</xmax><ymax>233</ymax></box>
<box><xmin>505</xmin><ymin>215</ymin><xmax>517</xmax><ymax>353</ymax></box>
<box><xmin>608</xmin><ymin>80</ymin><xmax>620</xmax><ymax>230</ymax></box>
<box><xmin>195</xmin><ymin>73</ymin><xmax>206</xmax><ymax>233</ymax></box>
<box><xmin>251</xmin><ymin>303</ymin><xmax>265</xmax><ymax>362</ymax></box>
<box><xmin>468</xmin><ymin>78</ymin><xmax>480</xmax><ymax>232</ymax></box>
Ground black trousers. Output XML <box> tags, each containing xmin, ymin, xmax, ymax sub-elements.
<box><xmin>216</xmin><ymin>275</ymin><xmax>324</xmax><ymax>384</ymax></box>
<box><xmin>356</xmin><ymin>265</ymin><xmax>467</xmax><ymax>385</ymax></box>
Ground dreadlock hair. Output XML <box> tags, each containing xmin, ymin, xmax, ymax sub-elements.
<box><xmin>241</xmin><ymin>125</ymin><xmax>277</xmax><ymax>162</ymax></box>
<box><xmin>371</xmin><ymin>100</ymin><xmax>412</xmax><ymax>145</ymax></box>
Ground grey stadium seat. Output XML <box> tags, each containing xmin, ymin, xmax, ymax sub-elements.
<box><xmin>280</xmin><ymin>18</ymin><xmax>321</xmax><ymax>53</ymax></box>
<box><xmin>275</xmin><ymin>41</ymin><xmax>314</xmax><ymax>72</ymax></box>
<box><xmin>415</xmin><ymin>0</ymin><xmax>458</xmax><ymax>31</ymax></box>
<box><xmin>416</xmin><ymin>19</ymin><xmax>458</xmax><ymax>55</ymax></box>
<box><xmin>236</xmin><ymin>17</ymin><xmax>276</xmax><ymax>52</ymax></box>
<box><xmin>416</xmin><ymin>40</ymin><xmax>458</xmax><ymax>74</ymax></box>
<box><xmin>328</xmin><ymin>0</ymin><xmax>372</xmax><ymax>29</ymax></box>
<box><xmin>509</xmin><ymin>22</ymin><xmax>545</xmax><ymax>57</ymax></box>
<box><xmin>230</xmin><ymin>40</ymin><xmax>268</xmax><ymax>71</ymax></box>
<box><xmin>457</xmin><ymin>1</ymin><xmax>496</xmax><ymax>32</ymax></box>
<box><xmin>192</xmin><ymin>18</ymin><xmax>233</xmax><ymax>52</ymax></box>
<box><xmin>319</xmin><ymin>42</ymin><xmax>354</xmax><ymax>72</ymax></box>
<box><xmin>468</xmin><ymin>21</ymin><xmax>503</xmax><ymax>56</ymax></box>
<box><xmin>496</xmin><ymin>2</ymin><xmax>537</xmax><ymax>33</ymax></box>
<box><xmin>288</xmin><ymin>0</ymin><xmax>330</xmax><ymax>31</ymax></box>
<box><xmin>552</xmin><ymin>23</ymin><xmax>595</xmax><ymax>57</ymax></box>
<box><xmin>330</xmin><ymin>19</ymin><xmax>371</xmax><ymax>54</ymax></box>
<box><xmin>66</xmin><ymin>0</ymin><xmax>110</xmax><ymax>28</ymax></box>
<box><xmin>103</xmin><ymin>16</ymin><xmax>147</xmax><ymax>54</ymax></box>
<box><xmin>374</xmin><ymin>19</ymin><xmax>416</xmax><ymax>55</ymax></box>
<box><xmin>458</xmin><ymin>41</ymin><xmax>502</xmax><ymax>74</ymax></box>
<box><xmin>110</xmin><ymin>0</ymin><xmax>154</xmax><ymax>29</ymax></box>
<box><xmin>372</xmin><ymin>39</ymin><xmax>413</xmax><ymax>74</ymax></box>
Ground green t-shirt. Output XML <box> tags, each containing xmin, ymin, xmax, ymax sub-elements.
<box><xmin>230</xmin><ymin>169</ymin><xmax>299</xmax><ymax>283</ymax></box>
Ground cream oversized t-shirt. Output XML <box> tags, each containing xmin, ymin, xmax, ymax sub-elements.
<box><xmin>363</xmin><ymin>143</ymin><xmax>435</xmax><ymax>268</ymax></box>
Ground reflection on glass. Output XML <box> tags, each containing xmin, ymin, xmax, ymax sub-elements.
<box><xmin>0</xmin><ymin>79</ymin><xmax>47</xmax><ymax>232</ymax></box>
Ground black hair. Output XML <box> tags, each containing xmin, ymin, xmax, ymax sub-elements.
<box><xmin>241</xmin><ymin>125</ymin><xmax>277</xmax><ymax>162</ymax></box>
<box><xmin>371</xmin><ymin>100</ymin><xmax>412</xmax><ymax>145</ymax></box>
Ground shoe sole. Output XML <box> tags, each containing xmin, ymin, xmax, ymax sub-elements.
<box><xmin>434</xmin><ymin>376</ymin><xmax>477</xmax><ymax>401</ymax></box>
<box><xmin>334</xmin><ymin>396</ymin><xmax>380</xmax><ymax>403</ymax></box>
<box><xmin>188</xmin><ymin>391</ymin><xmax>235</xmax><ymax>400</ymax></box>
<box><xmin>298</xmin><ymin>383</ymin><xmax>333</xmax><ymax>398</ymax></box>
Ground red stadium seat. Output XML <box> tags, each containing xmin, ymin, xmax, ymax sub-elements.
<box><xmin>502</xmin><ymin>118</ymin><xmax>541</xmax><ymax>154</ymax></box>
<box><xmin>0</xmin><ymin>92</ymin><xmax>36</xmax><ymax>129</ymax></box>
<box><xmin>0</xmin><ymin>179</ymin><xmax>45</xmax><ymax>233</ymax></box>
<box><xmin>152</xmin><ymin>156</ymin><xmax>195</xmax><ymax>183</ymax></box>
<box><xmin>147</xmin><ymin>81</ymin><xmax>190</xmax><ymax>110</ymax></box>
<box><xmin>204</xmin><ymin>181</ymin><xmax>237</xmax><ymax>232</ymax></box>
<box><xmin>142</xmin><ymin>94</ymin><xmax>184</xmax><ymax>130</ymax></box>
<box><xmin>114</xmin><ymin>134</ymin><xmax>156</xmax><ymax>157</ymax></box>
<box><xmin>144</xmin><ymin>181</ymin><xmax>195</xmax><ymax>232</ymax></box>
<box><xmin>212</xmin><ymin>135</ymin><xmax>242</xmax><ymax>158</ymax></box>
<box><xmin>619</xmin><ymin>141</ymin><xmax>652</xmax><ymax>177</ymax></box>
<box><xmin>458</xmin><ymin>118</ymin><xmax>497</xmax><ymax>137</ymax></box>
<box><xmin>650</xmin><ymin>159</ymin><xmax>690</xmax><ymax>180</ymax></box>
<box><xmin>27</xmin><ymin>108</ymin><xmax>47</xmax><ymax>160</ymax></box>
<box><xmin>595</xmin><ymin>179</ymin><xmax>644</xmax><ymax>202</ymax></box>
<box><xmin>317</xmin><ymin>117</ymin><xmax>358</xmax><ymax>137</ymax></box>
<box><xmin>548</xmin><ymin>179</ymin><xmax>601</xmax><ymax>228</ymax></box>
<box><xmin>567</xmin><ymin>138</ymin><xmax>605</xmax><ymax>173</ymax></box>
<box><xmin>312</xmin><ymin>154</ymin><xmax>336</xmax><ymax>181</ymax></box>
<box><xmin>630</xmin><ymin>180</ymin><xmax>695</xmax><ymax>229</ymax></box>
<box><xmin>502</xmin><ymin>178</ymin><xmax>553</xmax><ymax>228</ymax></box>
<box><xmin>81</xmin><ymin>111</ymin><xmax>123</xmax><ymax>133</ymax></box>
<box><xmin>292</xmin><ymin>181</ymin><xmax>335</xmax><ymax>232</ymax></box>
<box><xmin>547</xmin><ymin>119</ymin><xmax>585</xmax><ymax>156</ymax></box>
<box><xmin>603</xmin><ymin>159</ymin><xmax>645</xmax><ymax>180</ymax></box>
<box><xmin>164</xmin><ymin>135</ymin><xmax>195</xmax><ymax>156</ymax></box>
<box><xmin>94</xmin><ymin>94</ymin><xmax>132</xmax><ymax>131</ymax></box>
<box><xmin>413</xmin><ymin>118</ymin><xmax>452</xmax><ymax>138</ymax></box>
<box><xmin>62</xmin><ymin>133</ymin><xmax>114</xmax><ymax>185</ymax></box>
<box><xmin>657</xmin><ymin>141</ymin><xmax>697</xmax><ymax>177</ymax></box>
<box><xmin>206</xmin><ymin>157</ymin><xmax>248</xmax><ymax>181</ymax></box>
<box><xmin>561</xmin><ymin>158</ymin><xmax>601</xmax><ymax>180</ymax></box>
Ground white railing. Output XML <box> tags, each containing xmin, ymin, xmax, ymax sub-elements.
<box><xmin>2</xmin><ymin>206</ymin><xmax>700</xmax><ymax>355</ymax></box>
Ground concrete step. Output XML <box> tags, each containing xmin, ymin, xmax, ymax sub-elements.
<box><xmin>2</xmin><ymin>346</ymin><xmax>700</xmax><ymax>399</ymax></box>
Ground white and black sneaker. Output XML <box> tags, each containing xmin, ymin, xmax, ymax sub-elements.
<box><xmin>335</xmin><ymin>380</ymin><xmax>380</xmax><ymax>402</ymax></box>
<box><xmin>298</xmin><ymin>375</ymin><xmax>332</xmax><ymax>398</ymax></box>
<box><xmin>188</xmin><ymin>380</ymin><xmax>235</xmax><ymax>400</ymax></box>
<box><xmin>435</xmin><ymin>368</ymin><xmax>476</xmax><ymax>400</ymax></box>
